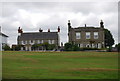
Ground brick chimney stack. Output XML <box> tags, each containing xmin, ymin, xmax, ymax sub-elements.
<box><xmin>48</xmin><ymin>29</ymin><xmax>50</xmax><ymax>32</ymax></box>
<box><xmin>39</xmin><ymin>28</ymin><xmax>43</xmax><ymax>32</ymax></box>
<box><xmin>18</xmin><ymin>27</ymin><xmax>23</xmax><ymax>35</ymax></box>
<box><xmin>58</xmin><ymin>26</ymin><xmax>60</xmax><ymax>32</ymax></box>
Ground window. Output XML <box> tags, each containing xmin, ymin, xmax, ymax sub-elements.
<box><xmin>76</xmin><ymin>32</ymin><xmax>81</xmax><ymax>39</ymax></box>
<box><xmin>38</xmin><ymin>40</ymin><xmax>40</xmax><ymax>44</ymax></box>
<box><xmin>29</xmin><ymin>40</ymin><xmax>31</xmax><ymax>44</ymax></box>
<box><xmin>41</xmin><ymin>40</ymin><xmax>43</xmax><ymax>43</ymax></box>
<box><xmin>80</xmin><ymin>44</ymin><xmax>83</xmax><ymax>48</ymax></box>
<box><xmin>30</xmin><ymin>40</ymin><xmax>35</xmax><ymax>44</ymax></box>
<box><xmin>48</xmin><ymin>40</ymin><xmax>51</xmax><ymax>44</ymax></box>
<box><xmin>25</xmin><ymin>40</ymin><xmax>27</xmax><ymax>44</ymax></box>
<box><xmin>86</xmin><ymin>32</ymin><xmax>90</xmax><ymax>39</ymax></box>
<box><xmin>31</xmin><ymin>40</ymin><xmax>33</xmax><ymax>43</ymax></box>
<box><xmin>94</xmin><ymin>32</ymin><xmax>98</xmax><ymax>39</ymax></box>
<box><xmin>52</xmin><ymin>40</ymin><xmax>55</xmax><ymax>44</ymax></box>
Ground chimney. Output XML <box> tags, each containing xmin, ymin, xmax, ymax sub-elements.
<box><xmin>68</xmin><ymin>20</ymin><xmax>71</xmax><ymax>32</ymax></box>
<box><xmin>48</xmin><ymin>29</ymin><xmax>50</xmax><ymax>32</ymax></box>
<box><xmin>39</xmin><ymin>28</ymin><xmax>43</xmax><ymax>32</ymax></box>
<box><xmin>18</xmin><ymin>27</ymin><xmax>23</xmax><ymax>35</ymax></box>
<box><xmin>58</xmin><ymin>26</ymin><xmax>60</xmax><ymax>32</ymax></box>
<box><xmin>18</xmin><ymin>27</ymin><xmax>21</xmax><ymax>33</ymax></box>
<box><xmin>85</xmin><ymin>24</ymin><xmax>86</xmax><ymax>27</ymax></box>
<box><xmin>100</xmin><ymin>20</ymin><xmax>104</xmax><ymax>28</ymax></box>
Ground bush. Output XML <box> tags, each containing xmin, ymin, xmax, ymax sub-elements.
<box><xmin>80</xmin><ymin>47</ymin><xmax>99</xmax><ymax>51</ymax></box>
<box><xmin>3</xmin><ymin>44</ymin><xmax>11</xmax><ymax>51</ymax></box>
<box><xmin>64</xmin><ymin>43</ymin><xmax>80</xmax><ymax>51</ymax></box>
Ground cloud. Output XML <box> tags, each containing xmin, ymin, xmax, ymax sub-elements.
<box><xmin>0</xmin><ymin>2</ymin><xmax>118</xmax><ymax>46</ymax></box>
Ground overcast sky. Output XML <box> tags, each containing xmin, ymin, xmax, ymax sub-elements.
<box><xmin>0</xmin><ymin>1</ymin><xmax>119</xmax><ymax>46</ymax></box>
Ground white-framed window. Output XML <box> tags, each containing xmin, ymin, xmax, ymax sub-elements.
<box><xmin>94</xmin><ymin>32</ymin><xmax>98</xmax><ymax>39</ymax></box>
<box><xmin>31</xmin><ymin>40</ymin><xmax>33</xmax><ymax>43</ymax></box>
<box><xmin>80</xmin><ymin>44</ymin><xmax>83</xmax><ymax>48</ymax></box>
<box><xmin>30</xmin><ymin>40</ymin><xmax>35</xmax><ymax>45</ymax></box>
<box><xmin>76</xmin><ymin>32</ymin><xmax>81</xmax><ymax>39</ymax></box>
<box><xmin>78</xmin><ymin>44</ymin><xmax>80</xmax><ymax>47</ymax></box>
<box><xmin>25</xmin><ymin>40</ymin><xmax>27</xmax><ymax>44</ymax></box>
<box><xmin>41</xmin><ymin>40</ymin><xmax>43</xmax><ymax>43</ymax></box>
<box><xmin>29</xmin><ymin>40</ymin><xmax>31</xmax><ymax>44</ymax></box>
<box><xmin>86</xmin><ymin>32</ymin><xmax>90</xmax><ymax>39</ymax></box>
<box><xmin>37</xmin><ymin>40</ymin><xmax>40</xmax><ymax>44</ymax></box>
<box><xmin>48</xmin><ymin>40</ymin><xmax>55</xmax><ymax>44</ymax></box>
<box><xmin>48</xmin><ymin>40</ymin><xmax>51</xmax><ymax>44</ymax></box>
<box><xmin>52</xmin><ymin>40</ymin><xmax>55</xmax><ymax>44</ymax></box>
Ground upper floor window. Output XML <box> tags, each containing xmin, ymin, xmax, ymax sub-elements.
<box><xmin>76</xmin><ymin>32</ymin><xmax>81</xmax><ymax>39</ymax></box>
<box><xmin>48</xmin><ymin>40</ymin><xmax>51</xmax><ymax>44</ymax></box>
<box><xmin>86</xmin><ymin>32</ymin><xmax>90</xmax><ymax>39</ymax></box>
<box><xmin>48</xmin><ymin>40</ymin><xmax>55</xmax><ymax>44</ymax></box>
<box><xmin>38</xmin><ymin>40</ymin><xmax>40</xmax><ymax>44</ymax></box>
<box><xmin>25</xmin><ymin>40</ymin><xmax>27</xmax><ymax>44</ymax></box>
<box><xmin>94</xmin><ymin>32</ymin><xmax>98</xmax><ymax>39</ymax></box>
<box><xmin>29</xmin><ymin>40</ymin><xmax>35</xmax><ymax>44</ymax></box>
<box><xmin>52</xmin><ymin>40</ymin><xmax>55</xmax><ymax>44</ymax></box>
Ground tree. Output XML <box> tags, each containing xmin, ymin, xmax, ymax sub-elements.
<box><xmin>3</xmin><ymin>44</ymin><xmax>11</xmax><ymax>51</ymax></box>
<box><xmin>115</xmin><ymin>43</ymin><xmax>120</xmax><ymax>52</ymax></box>
<box><xmin>42</xmin><ymin>42</ymin><xmax>49</xmax><ymax>50</ymax></box>
<box><xmin>72</xmin><ymin>44</ymin><xmax>80</xmax><ymax>51</ymax></box>
<box><xmin>48</xmin><ymin>44</ymin><xmax>56</xmax><ymax>50</ymax></box>
<box><xmin>64</xmin><ymin>43</ymin><xmax>80</xmax><ymax>51</ymax></box>
<box><xmin>104</xmin><ymin>29</ymin><xmax>114</xmax><ymax>48</ymax></box>
<box><xmin>64</xmin><ymin>42</ymin><xmax>73</xmax><ymax>51</ymax></box>
<box><xmin>14</xmin><ymin>45</ymin><xmax>22</xmax><ymax>51</ymax></box>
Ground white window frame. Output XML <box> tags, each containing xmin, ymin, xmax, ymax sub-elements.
<box><xmin>76</xmin><ymin>32</ymin><xmax>81</xmax><ymax>39</ymax></box>
<box><xmin>48</xmin><ymin>40</ymin><xmax>51</xmax><ymax>44</ymax></box>
<box><xmin>94</xmin><ymin>32</ymin><xmax>98</xmax><ymax>39</ymax></box>
<box><xmin>86</xmin><ymin>32</ymin><xmax>90</xmax><ymax>39</ymax></box>
<box><xmin>52</xmin><ymin>40</ymin><xmax>55</xmax><ymax>44</ymax></box>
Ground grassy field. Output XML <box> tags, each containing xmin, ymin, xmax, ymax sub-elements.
<box><xmin>2</xmin><ymin>51</ymin><xmax>118</xmax><ymax>79</ymax></box>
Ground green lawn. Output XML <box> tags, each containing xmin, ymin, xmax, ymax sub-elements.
<box><xmin>2</xmin><ymin>51</ymin><xmax>118</xmax><ymax>79</ymax></box>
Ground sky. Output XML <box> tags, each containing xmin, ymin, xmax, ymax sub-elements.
<box><xmin>0</xmin><ymin>0</ymin><xmax>119</xmax><ymax>46</ymax></box>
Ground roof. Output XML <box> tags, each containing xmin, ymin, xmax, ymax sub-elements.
<box><xmin>71</xmin><ymin>26</ymin><xmax>104</xmax><ymax>31</ymax></box>
<box><xmin>18</xmin><ymin>32</ymin><xmax>58</xmax><ymax>40</ymax></box>
<box><xmin>0</xmin><ymin>32</ymin><xmax>8</xmax><ymax>37</ymax></box>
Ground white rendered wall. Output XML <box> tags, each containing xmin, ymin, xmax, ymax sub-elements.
<box><xmin>2</xmin><ymin>36</ymin><xmax>7</xmax><ymax>44</ymax></box>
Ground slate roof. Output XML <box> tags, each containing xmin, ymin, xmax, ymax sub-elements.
<box><xmin>18</xmin><ymin>32</ymin><xmax>58</xmax><ymax>40</ymax></box>
<box><xmin>0</xmin><ymin>32</ymin><xmax>8</xmax><ymax>37</ymax></box>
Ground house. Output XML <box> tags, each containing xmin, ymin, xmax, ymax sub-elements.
<box><xmin>68</xmin><ymin>20</ymin><xmax>105</xmax><ymax>49</ymax></box>
<box><xmin>17</xmin><ymin>27</ymin><xmax>60</xmax><ymax>51</ymax></box>
<box><xmin>0</xmin><ymin>27</ymin><xmax>8</xmax><ymax>51</ymax></box>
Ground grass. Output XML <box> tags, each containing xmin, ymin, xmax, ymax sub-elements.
<box><xmin>2</xmin><ymin>51</ymin><xmax>118</xmax><ymax>79</ymax></box>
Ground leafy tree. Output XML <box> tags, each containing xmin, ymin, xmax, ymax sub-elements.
<box><xmin>48</xmin><ymin>44</ymin><xmax>56</xmax><ymax>50</ymax></box>
<box><xmin>104</xmin><ymin>29</ymin><xmax>114</xmax><ymax>48</ymax></box>
<box><xmin>32</xmin><ymin>44</ymin><xmax>41</xmax><ymax>50</ymax></box>
<box><xmin>64</xmin><ymin>43</ymin><xmax>80</xmax><ymax>51</ymax></box>
<box><xmin>72</xmin><ymin>44</ymin><xmax>80</xmax><ymax>51</ymax></box>
<box><xmin>115</xmin><ymin>43</ymin><xmax>120</xmax><ymax>52</ymax></box>
<box><xmin>3</xmin><ymin>44</ymin><xmax>11</xmax><ymax>51</ymax></box>
<box><xmin>64</xmin><ymin>42</ymin><xmax>73</xmax><ymax>51</ymax></box>
<box><xmin>42</xmin><ymin>42</ymin><xmax>49</xmax><ymax>50</ymax></box>
<box><xmin>14</xmin><ymin>45</ymin><xmax>22</xmax><ymax>51</ymax></box>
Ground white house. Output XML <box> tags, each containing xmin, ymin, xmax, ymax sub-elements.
<box><xmin>0</xmin><ymin>27</ymin><xmax>8</xmax><ymax>51</ymax></box>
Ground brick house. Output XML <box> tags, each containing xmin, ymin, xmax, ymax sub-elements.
<box><xmin>68</xmin><ymin>20</ymin><xmax>105</xmax><ymax>49</ymax></box>
<box><xmin>17</xmin><ymin>27</ymin><xmax>60</xmax><ymax>51</ymax></box>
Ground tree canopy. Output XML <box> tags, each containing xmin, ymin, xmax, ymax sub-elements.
<box><xmin>104</xmin><ymin>29</ymin><xmax>114</xmax><ymax>47</ymax></box>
